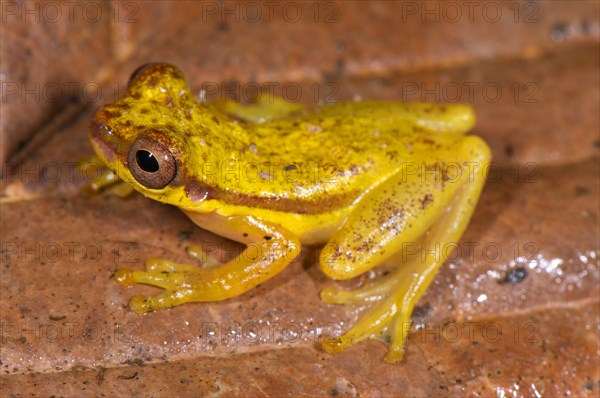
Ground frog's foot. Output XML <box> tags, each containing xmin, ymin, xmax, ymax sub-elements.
<box><xmin>114</xmin><ymin>258</ymin><xmax>204</xmax><ymax>312</ymax></box>
<box><xmin>321</xmin><ymin>260</ymin><xmax>422</xmax><ymax>363</ymax></box>
<box><xmin>114</xmin><ymin>214</ymin><xmax>301</xmax><ymax>313</ymax></box>
<box><xmin>114</xmin><ymin>246</ymin><xmax>223</xmax><ymax>312</ymax></box>
<box><xmin>78</xmin><ymin>156</ymin><xmax>133</xmax><ymax>197</ymax></box>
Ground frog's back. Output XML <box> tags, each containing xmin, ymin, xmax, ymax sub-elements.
<box><xmin>201</xmin><ymin>101</ymin><xmax>473</xmax><ymax>214</ymax></box>
<box><xmin>253</xmin><ymin>101</ymin><xmax>466</xmax><ymax>161</ymax></box>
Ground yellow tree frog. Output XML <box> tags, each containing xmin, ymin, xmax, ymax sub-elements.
<box><xmin>88</xmin><ymin>63</ymin><xmax>490</xmax><ymax>363</ymax></box>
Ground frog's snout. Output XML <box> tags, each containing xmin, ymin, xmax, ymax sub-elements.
<box><xmin>88</xmin><ymin>117</ymin><xmax>119</xmax><ymax>164</ymax></box>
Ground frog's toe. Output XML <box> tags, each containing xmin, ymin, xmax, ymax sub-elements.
<box><xmin>320</xmin><ymin>273</ymin><xmax>397</xmax><ymax>304</ymax></box>
<box><xmin>113</xmin><ymin>266</ymin><xmax>187</xmax><ymax>291</ymax></box>
<box><xmin>128</xmin><ymin>295</ymin><xmax>153</xmax><ymax>313</ymax></box>
<box><xmin>78</xmin><ymin>157</ymin><xmax>127</xmax><ymax>195</ymax></box>
<box><xmin>323</xmin><ymin>328</ymin><xmax>406</xmax><ymax>362</ymax></box>
<box><xmin>322</xmin><ymin>291</ymin><xmax>410</xmax><ymax>362</ymax></box>
<box><xmin>320</xmin><ymin>288</ymin><xmax>373</xmax><ymax>305</ymax></box>
<box><xmin>114</xmin><ymin>260</ymin><xmax>211</xmax><ymax>311</ymax></box>
<box><xmin>320</xmin><ymin>266</ymin><xmax>418</xmax><ymax>362</ymax></box>
<box><xmin>320</xmin><ymin>288</ymin><xmax>345</xmax><ymax>304</ymax></box>
<box><xmin>145</xmin><ymin>258</ymin><xmax>201</xmax><ymax>273</ymax></box>
<box><xmin>384</xmin><ymin>345</ymin><xmax>406</xmax><ymax>364</ymax></box>
<box><xmin>127</xmin><ymin>290</ymin><xmax>195</xmax><ymax>313</ymax></box>
<box><xmin>321</xmin><ymin>336</ymin><xmax>347</xmax><ymax>354</ymax></box>
<box><xmin>113</xmin><ymin>268</ymin><xmax>137</xmax><ymax>286</ymax></box>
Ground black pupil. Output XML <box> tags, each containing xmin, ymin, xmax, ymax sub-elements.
<box><xmin>136</xmin><ymin>150</ymin><xmax>160</xmax><ymax>172</ymax></box>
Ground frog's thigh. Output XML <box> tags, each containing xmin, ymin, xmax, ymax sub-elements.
<box><xmin>320</xmin><ymin>160</ymin><xmax>463</xmax><ymax>281</ymax></box>
<box><xmin>212</xmin><ymin>96</ymin><xmax>305</xmax><ymax>122</ymax></box>
<box><xmin>115</xmin><ymin>213</ymin><xmax>300</xmax><ymax>313</ymax></box>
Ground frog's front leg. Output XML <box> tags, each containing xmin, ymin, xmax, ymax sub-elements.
<box><xmin>77</xmin><ymin>156</ymin><xmax>134</xmax><ymax>197</ymax></box>
<box><xmin>320</xmin><ymin>136</ymin><xmax>490</xmax><ymax>363</ymax></box>
<box><xmin>114</xmin><ymin>212</ymin><xmax>300</xmax><ymax>313</ymax></box>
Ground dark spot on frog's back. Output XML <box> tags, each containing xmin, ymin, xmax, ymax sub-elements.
<box><xmin>420</xmin><ymin>193</ymin><xmax>434</xmax><ymax>209</ymax></box>
<box><xmin>146</xmin><ymin>72</ymin><xmax>161</xmax><ymax>88</ymax></box>
<box><xmin>346</xmin><ymin>164</ymin><xmax>360</xmax><ymax>176</ymax></box>
<box><xmin>386</xmin><ymin>150</ymin><xmax>398</xmax><ymax>160</ymax></box>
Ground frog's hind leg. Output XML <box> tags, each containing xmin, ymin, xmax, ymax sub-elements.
<box><xmin>114</xmin><ymin>213</ymin><xmax>300</xmax><ymax>313</ymax></box>
<box><xmin>320</xmin><ymin>135</ymin><xmax>490</xmax><ymax>363</ymax></box>
<box><xmin>212</xmin><ymin>96</ymin><xmax>306</xmax><ymax>123</ymax></box>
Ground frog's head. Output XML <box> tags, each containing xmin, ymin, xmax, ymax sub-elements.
<box><xmin>89</xmin><ymin>63</ymin><xmax>217</xmax><ymax>207</ymax></box>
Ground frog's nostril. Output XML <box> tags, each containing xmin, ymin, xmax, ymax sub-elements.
<box><xmin>136</xmin><ymin>150</ymin><xmax>160</xmax><ymax>173</ymax></box>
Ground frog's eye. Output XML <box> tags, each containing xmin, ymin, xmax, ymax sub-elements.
<box><xmin>128</xmin><ymin>136</ymin><xmax>177</xmax><ymax>189</ymax></box>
